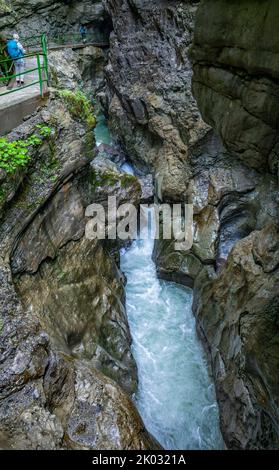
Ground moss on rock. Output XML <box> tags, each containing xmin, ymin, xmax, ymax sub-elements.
<box><xmin>58</xmin><ymin>89</ymin><xmax>96</xmax><ymax>130</ymax></box>
<box><xmin>0</xmin><ymin>0</ymin><xmax>11</xmax><ymax>14</ymax></box>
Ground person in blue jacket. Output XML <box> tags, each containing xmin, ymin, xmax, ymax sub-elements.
<box><xmin>7</xmin><ymin>33</ymin><xmax>26</xmax><ymax>86</ymax></box>
<box><xmin>79</xmin><ymin>25</ymin><xmax>87</xmax><ymax>44</ymax></box>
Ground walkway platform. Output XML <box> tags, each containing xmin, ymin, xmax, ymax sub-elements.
<box><xmin>48</xmin><ymin>42</ymin><xmax>109</xmax><ymax>51</ymax></box>
<box><xmin>0</xmin><ymin>56</ymin><xmax>48</xmax><ymax>135</ymax></box>
<box><xmin>0</xmin><ymin>40</ymin><xmax>108</xmax><ymax>135</ymax></box>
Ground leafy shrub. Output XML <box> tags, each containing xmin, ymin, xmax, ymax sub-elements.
<box><xmin>35</xmin><ymin>124</ymin><xmax>52</xmax><ymax>137</ymax></box>
<box><xmin>0</xmin><ymin>125</ymin><xmax>52</xmax><ymax>174</ymax></box>
<box><xmin>0</xmin><ymin>138</ymin><xmax>36</xmax><ymax>174</ymax></box>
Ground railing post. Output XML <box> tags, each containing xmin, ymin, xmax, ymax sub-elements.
<box><xmin>42</xmin><ymin>33</ymin><xmax>49</xmax><ymax>85</ymax></box>
<box><xmin>36</xmin><ymin>53</ymin><xmax>43</xmax><ymax>97</ymax></box>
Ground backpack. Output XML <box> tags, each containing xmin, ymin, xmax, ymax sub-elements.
<box><xmin>7</xmin><ymin>39</ymin><xmax>21</xmax><ymax>59</ymax></box>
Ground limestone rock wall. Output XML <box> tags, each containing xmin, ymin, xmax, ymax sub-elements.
<box><xmin>1</xmin><ymin>0</ymin><xmax>278</xmax><ymax>451</ymax></box>
<box><xmin>193</xmin><ymin>224</ymin><xmax>279</xmax><ymax>449</ymax></box>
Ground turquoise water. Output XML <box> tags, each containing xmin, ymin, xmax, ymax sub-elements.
<box><xmin>94</xmin><ymin>119</ymin><xmax>224</xmax><ymax>450</ymax></box>
<box><xmin>94</xmin><ymin>114</ymin><xmax>114</xmax><ymax>146</ymax></box>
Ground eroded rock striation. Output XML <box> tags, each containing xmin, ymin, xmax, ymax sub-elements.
<box><xmin>193</xmin><ymin>224</ymin><xmax>279</xmax><ymax>449</ymax></box>
<box><xmin>103</xmin><ymin>0</ymin><xmax>206</xmax><ymax>199</ymax></box>
<box><xmin>191</xmin><ymin>0</ymin><xmax>279</xmax><ymax>174</ymax></box>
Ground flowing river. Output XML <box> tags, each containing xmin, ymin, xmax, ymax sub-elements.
<box><xmin>95</xmin><ymin>116</ymin><xmax>224</xmax><ymax>450</ymax></box>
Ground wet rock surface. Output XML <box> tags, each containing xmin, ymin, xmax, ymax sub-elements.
<box><xmin>104</xmin><ymin>0</ymin><xmax>273</xmax><ymax>280</ymax></box>
<box><xmin>1</xmin><ymin>0</ymin><xmax>279</xmax><ymax>452</ymax></box>
<box><xmin>104</xmin><ymin>0</ymin><xmax>207</xmax><ymax>200</ymax></box>
<box><xmin>11</xmin><ymin>171</ymin><xmax>139</xmax><ymax>393</ymax></box>
<box><xmin>49</xmin><ymin>46</ymin><xmax>107</xmax><ymax>95</ymax></box>
<box><xmin>193</xmin><ymin>225</ymin><xmax>279</xmax><ymax>449</ymax></box>
<box><xmin>154</xmin><ymin>155</ymin><xmax>279</xmax><ymax>286</ymax></box>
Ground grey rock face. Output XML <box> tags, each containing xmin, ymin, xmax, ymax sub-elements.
<box><xmin>154</xmin><ymin>156</ymin><xmax>279</xmax><ymax>286</ymax></box>
<box><xmin>0</xmin><ymin>1</ymin><xmax>107</xmax><ymax>37</ymax></box>
<box><xmin>10</xmin><ymin>149</ymin><xmax>141</xmax><ymax>394</ymax></box>
<box><xmin>2</xmin><ymin>0</ymin><xmax>278</xmax><ymax>452</ymax></box>
<box><xmin>193</xmin><ymin>225</ymin><xmax>279</xmax><ymax>449</ymax></box>
<box><xmin>0</xmin><ymin>1</ymin><xmax>160</xmax><ymax>451</ymax></box>
<box><xmin>104</xmin><ymin>0</ymin><xmax>208</xmax><ymax>200</ymax></box>
<box><xmin>48</xmin><ymin>46</ymin><xmax>108</xmax><ymax>95</ymax></box>
<box><xmin>104</xmin><ymin>0</ymin><xmax>278</xmax><ymax>281</ymax></box>
<box><xmin>190</xmin><ymin>0</ymin><xmax>279</xmax><ymax>174</ymax></box>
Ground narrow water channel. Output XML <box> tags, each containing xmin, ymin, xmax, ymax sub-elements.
<box><xmin>94</xmin><ymin>116</ymin><xmax>224</xmax><ymax>450</ymax></box>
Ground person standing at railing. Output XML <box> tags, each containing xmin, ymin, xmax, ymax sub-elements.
<box><xmin>79</xmin><ymin>25</ymin><xmax>87</xmax><ymax>44</ymax></box>
<box><xmin>7</xmin><ymin>33</ymin><xmax>26</xmax><ymax>87</ymax></box>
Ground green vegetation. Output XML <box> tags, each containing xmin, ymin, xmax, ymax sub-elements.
<box><xmin>0</xmin><ymin>0</ymin><xmax>11</xmax><ymax>14</ymax></box>
<box><xmin>35</xmin><ymin>124</ymin><xmax>52</xmax><ymax>138</ymax></box>
<box><xmin>120</xmin><ymin>173</ymin><xmax>138</xmax><ymax>189</ymax></box>
<box><xmin>90</xmin><ymin>170</ymin><xmax>119</xmax><ymax>191</ymax></box>
<box><xmin>0</xmin><ymin>138</ymin><xmax>36</xmax><ymax>174</ymax></box>
<box><xmin>0</xmin><ymin>35</ymin><xmax>13</xmax><ymax>85</ymax></box>
<box><xmin>90</xmin><ymin>169</ymin><xmax>139</xmax><ymax>192</ymax></box>
<box><xmin>0</xmin><ymin>125</ymin><xmax>52</xmax><ymax>175</ymax></box>
<box><xmin>58</xmin><ymin>89</ymin><xmax>96</xmax><ymax>130</ymax></box>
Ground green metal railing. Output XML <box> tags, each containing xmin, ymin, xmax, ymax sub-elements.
<box><xmin>0</xmin><ymin>33</ymin><xmax>48</xmax><ymax>98</ymax></box>
<box><xmin>0</xmin><ymin>30</ymin><xmax>108</xmax><ymax>100</ymax></box>
<box><xmin>21</xmin><ymin>34</ymin><xmax>47</xmax><ymax>52</ymax></box>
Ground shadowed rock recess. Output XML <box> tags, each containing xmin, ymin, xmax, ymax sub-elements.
<box><xmin>104</xmin><ymin>0</ymin><xmax>279</xmax><ymax>449</ymax></box>
<box><xmin>0</xmin><ymin>0</ymin><xmax>278</xmax><ymax>451</ymax></box>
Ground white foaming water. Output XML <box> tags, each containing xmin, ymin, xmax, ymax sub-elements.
<box><xmin>120</xmin><ymin>209</ymin><xmax>224</xmax><ymax>450</ymax></box>
<box><xmin>120</xmin><ymin>162</ymin><xmax>135</xmax><ymax>175</ymax></box>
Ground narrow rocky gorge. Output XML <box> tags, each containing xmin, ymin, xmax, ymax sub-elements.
<box><xmin>0</xmin><ymin>0</ymin><xmax>159</xmax><ymax>450</ymax></box>
<box><xmin>0</xmin><ymin>0</ymin><xmax>278</xmax><ymax>451</ymax></box>
<box><xmin>103</xmin><ymin>0</ymin><xmax>279</xmax><ymax>449</ymax></box>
